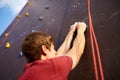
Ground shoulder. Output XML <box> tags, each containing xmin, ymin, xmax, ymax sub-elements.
<box><xmin>51</xmin><ymin>56</ymin><xmax>72</xmax><ymax>71</ymax></box>
<box><xmin>53</xmin><ymin>56</ymin><xmax>72</xmax><ymax>63</ymax></box>
<box><xmin>51</xmin><ymin>56</ymin><xmax>72</xmax><ymax>65</ymax></box>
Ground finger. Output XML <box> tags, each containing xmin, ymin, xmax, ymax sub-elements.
<box><xmin>70</xmin><ymin>22</ymin><xmax>77</xmax><ymax>28</ymax></box>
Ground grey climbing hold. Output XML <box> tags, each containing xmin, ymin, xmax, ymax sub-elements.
<box><xmin>39</xmin><ymin>16</ymin><xmax>43</xmax><ymax>21</ymax></box>
<box><xmin>45</xmin><ymin>5</ymin><xmax>49</xmax><ymax>9</ymax></box>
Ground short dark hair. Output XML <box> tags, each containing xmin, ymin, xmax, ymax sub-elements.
<box><xmin>22</xmin><ymin>32</ymin><xmax>53</xmax><ymax>63</ymax></box>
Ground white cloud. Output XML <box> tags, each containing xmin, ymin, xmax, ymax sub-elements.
<box><xmin>0</xmin><ymin>0</ymin><xmax>6</xmax><ymax>8</ymax></box>
<box><xmin>0</xmin><ymin>0</ymin><xmax>28</xmax><ymax>15</ymax></box>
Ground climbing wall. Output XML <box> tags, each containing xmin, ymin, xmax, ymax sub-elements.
<box><xmin>0</xmin><ymin>0</ymin><xmax>120</xmax><ymax>80</ymax></box>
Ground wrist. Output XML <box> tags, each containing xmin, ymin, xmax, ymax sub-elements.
<box><xmin>69</xmin><ymin>30</ymin><xmax>74</xmax><ymax>35</ymax></box>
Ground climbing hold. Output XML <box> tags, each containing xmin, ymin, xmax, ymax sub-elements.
<box><xmin>25</xmin><ymin>12</ymin><xmax>29</xmax><ymax>16</ymax></box>
<box><xmin>73</xmin><ymin>5</ymin><xmax>76</xmax><ymax>8</ymax></box>
<box><xmin>5</xmin><ymin>42</ymin><xmax>11</xmax><ymax>48</ymax></box>
<box><xmin>5</xmin><ymin>33</ymin><xmax>9</xmax><ymax>37</ymax></box>
<box><xmin>28</xmin><ymin>1</ymin><xmax>32</xmax><ymax>6</ymax></box>
<box><xmin>17</xmin><ymin>15</ymin><xmax>21</xmax><ymax>19</ymax></box>
<box><xmin>39</xmin><ymin>16</ymin><xmax>43</xmax><ymax>21</ymax></box>
<box><xmin>32</xmin><ymin>30</ymin><xmax>36</xmax><ymax>32</ymax></box>
<box><xmin>51</xmin><ymin>19</ymin><xmax>55</xmax><ymax>22</ymax></box>
<box><xmin>18</xmin><ymin>51</ymin><xmax>23</xmax><ymax>57</ymax></box>
<box><xmin>78</xmin><ymin>3</ymin><xmax>81</xmax><ymax>5</ymax></box>
<box><xmin>45</xmin><ymin>5</ymin><xmax>49</xmax><ymax>9</ymax></box>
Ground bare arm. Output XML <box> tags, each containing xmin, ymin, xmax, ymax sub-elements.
<box><xmin>66</xmin><ymin>22</ymin><xmax>86</xmax><ymax>70</ymax></box>
<box><xmin>57</xmin><ymin>22</ymin><xmax>77</xmax><ymax>56</ymax></box>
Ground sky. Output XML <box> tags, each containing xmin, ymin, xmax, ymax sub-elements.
<box><xmin>0</xmin><ymin>0</ymin><xmax>28</xmax><ymax>36</ymax></box>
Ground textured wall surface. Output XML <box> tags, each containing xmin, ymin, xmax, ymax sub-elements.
<box><xmin>0</xmin><ymin>0</ymin><xmax>120</xmax><ymax>80</ymax></box>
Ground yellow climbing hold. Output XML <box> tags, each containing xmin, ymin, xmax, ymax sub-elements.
<box><xmin>17</xmin><ymin>15</ymin><xmax>21</xmax><ymax>19</ymax></box>
<box><xmin>5</xmin><ymin>33</ymin><xmax>9</xmax><ymax>37</ymax></box>
<box><xmin>6</xmin><ymin>42</ymin><xmax>11</xmax><ymax>48</ymax></box>
<box><xmin>28</xmin><ymin>1</ymin><xmax>32</xmax><ymax>6</ymax></box>
<box><xmin>25</xmin><ymin>12</ymin><xmax>29</xmax><ymax>16</ymax></box>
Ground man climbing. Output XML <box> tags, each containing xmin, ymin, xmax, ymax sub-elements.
<box><xmin>19</xmin><ymin>22</ymin><xmax>86</xmax><ymax>80</ymax></box>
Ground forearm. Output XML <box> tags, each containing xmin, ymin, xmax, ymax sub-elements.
<box><xmin>67</xmin><ymin>32</ymin><xmax>85</xmax><ymax>69</ymax></box>
<box><xmin>57</xmin><ymin>22</ymin><xmax>77</xmax><ymax>56</ymax></box>
<box><xmin>57</xmin><ymin>31</ymin><xmax>74</xmax><ymax>55</ymax></box>
<box><xmin>66</xmin><ymin>22</ymin><xmax>86</xmax><ymax>69</ymax></box>
<box><xmin>74</xmin><ymin>33</ymin><xmax>85</xmax><ymax>60</ymax></box>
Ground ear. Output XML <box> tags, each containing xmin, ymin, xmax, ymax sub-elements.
<box><xmin>42</xmin><ymin>45</ymin><xmax>49</xmax><ymax>54</ymax></box>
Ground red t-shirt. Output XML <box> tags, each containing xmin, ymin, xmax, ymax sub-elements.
<box><xmin>19</xmin><ymin>56</ymin><xmax>72</xmax><ymax>80</ymax></box>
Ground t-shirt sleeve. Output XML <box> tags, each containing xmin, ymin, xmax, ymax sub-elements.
<box><xmin>52</xmin><ymin>56</ymin><xmax>72</xmax><ymax>79</ymax></box>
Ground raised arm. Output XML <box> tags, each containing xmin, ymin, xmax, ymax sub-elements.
<box><xmin>57</xmin><ymin>22</ymin><xmax>77</xmax><ymax>56</ymax></box>
<box><xmin>66</xmin><ymin>22</ymin><xmax>86</xmax><ymax>70</ymax></box>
